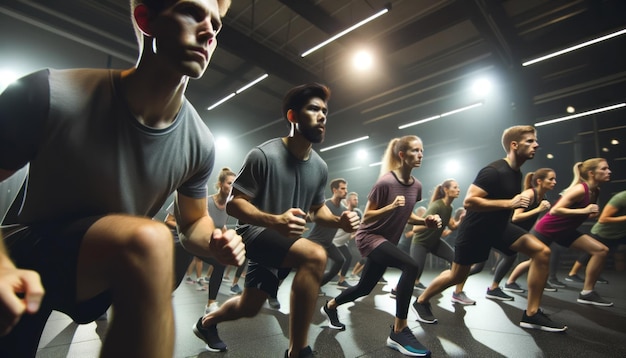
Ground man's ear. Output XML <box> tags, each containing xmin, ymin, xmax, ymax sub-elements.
<box><xmin>287</xmin><ymin>109</ymin><xmax>296</xmax><ymax>123</ymax></box>
<box><xmin>134</xmin><ymin>4</ymin><xmax>153</xmax><ymax>36</ymax></box>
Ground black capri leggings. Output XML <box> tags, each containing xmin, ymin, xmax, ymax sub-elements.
<box><xmin>334</xmin><ymin>241</ymin><xmax>418</xmax><ymax>319</ymax></box>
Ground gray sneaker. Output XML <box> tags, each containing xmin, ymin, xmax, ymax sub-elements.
<box><xmin>503</xmin><ymin>282</ymin><xmax>525</xmax><ymax>293</ymax></box>
<box><xmin>547</xmin><ymin>278</ymin><xmax>567</xmax><ymax>288</ymax></box>
<box><xmin>577</xmin><ymin>291</ymin><xmax>613</xmax><ymax>307</ymax></box>
<box><xmin>451</xmin><ymin>291</ymin><xmax>476</xmax><ymax>305</ymax></box>
<box><xmin>230</xmin><ymin>284</ymin><xmax>242</xmax><ymax>295</ymax></box>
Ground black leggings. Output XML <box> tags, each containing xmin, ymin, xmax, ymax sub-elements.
<box><xmin>337</xmin><ymin>245</ymin><xmax>353</xmax><ymax>277</ymax></box>
<box><xmin>334</xmin><ymin>241</ymin><xmax>418</xmax><ymax>319</ymax></box>
<box><xmin>321</xmin><ymin>244</ymin><xmax>353</xmax><ymax>285</ymax></box>
<box><xmin>200</xmin><ymin>256</ymin><xmax>226</xmax><ymax>300</ymax></box>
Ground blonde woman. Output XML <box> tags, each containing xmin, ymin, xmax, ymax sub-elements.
<box><xmin>530</xmin><ymin>158</ymin><xmax>612</xmax><ymax>306</ymax></box>
<box><xmin>322</xmin><ymin>135</ymin><xmax>441</xmax><ymax>357</ymax></box>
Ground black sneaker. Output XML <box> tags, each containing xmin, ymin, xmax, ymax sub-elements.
<box><xmin>386</xmin><ymin>325</ymin><xmax>431</xmax><ymax>357</ymax></box>
<box><xmin>414</xmin><ymin>282</ymin><xmax>427</xmax><ymax>290</ymax></box>
<box><xmin>284</xmin><ymin>345</ymin><xmax>314</xmax><ymax>358</ymax></box>
<box><xmin>268</xmin><ymin>297</ymin><xmax>281</xmax><ymax>309</ymax></box>
<box><xmin>597</xmin><ymin>276</ymin><xmax>609</xmax><ymax>284</ymax></box>
<box><xmin>336</xmin><ymin>280</ymin><xmax>352</xmax><ymax>289</ymax></box>
<box><xmin>565</xmin><ymin>274</ymin><xmax>584</xmax><ymax>283</ymax></box>
<box><xmin>486</xmin><ymin>287</ymin><xmax>514</xmax><ymax>301</ymax></box>
<box><xmin>320</xmin><ymin>301</ymin><xmax>345</xmax><ymax>330</ymax></box>
<box><xmin>577</xmin><ymin>291</ymin><xmax>614</xmax><ymax>307</ymax></box>
<box><xmin>520</xmin><ymin>309</ymin><xmax>567</xmax><ymax>332</ymax></box>
<box><xmin>544</xmin><ymin>281</ymin><xmax>558</xmax><ymax>292</ymax></box>
<box><xmin>390</xmin><ymin>288</ymin><xmax>397</xmax><ymax>299</ymax></box>
<box><xmin>503</xmin><ymin>282</ymin><xmax>525</xmax><ymax>293</ymax></box>
<box><xmin>192</xmin><ymin>318</ymin><xmax>227</xmax><ymax>352</ymax></box>
<box><xmin>547</xmin><ymin>278</ymin><xmax>567</xmax><ymax>288</ymax></box>
<box><xmin>411</xmin><ymin>300</ymin><xmax>437</xmax><ymax>324</ymax></box>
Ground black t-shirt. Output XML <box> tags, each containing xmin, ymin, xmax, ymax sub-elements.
<box><xmin>456</xmin><ymin>159</ymin><xmax>522</xmax><ymax>241</ymax></box>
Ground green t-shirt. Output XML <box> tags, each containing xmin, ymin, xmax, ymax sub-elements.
<box><xmin>591</xmin><ymin>191</ymin><xmax>626</xmax><ymax>240</ymax></box>
<box><xmin>411</xmin><ymin>199</ymin><xmax>453</xmax><ymax>248</ymax></box>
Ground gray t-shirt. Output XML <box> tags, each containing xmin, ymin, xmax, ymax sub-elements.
<box><xmin>0</xmin><ymin>68</ymin><xmax>213</xmax><ymax>224</ymax></box>
<box><xmin>233</xmin><ymin>138</ymin><xmax>327</xmax><ymax>242</ymax></box>
<box><xmin>207</xmin><ymin>195</ymin><xmax>229</xmax><ymax>229</ymax></box>
<box><xmin>307</xmin><ymin>198</ymin><xmax>346</xmax><ymax>247</ymax></box>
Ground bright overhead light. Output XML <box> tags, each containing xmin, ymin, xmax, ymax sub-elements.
<box><xmin>236</xmin><ymin>73</ymin><xmax>268</xmax><ymax>94</ymax></box>
<box><xmin>207</xmin><ymin>93</ymin><xmax>236</xmax><ymax>110</ymax></box>
<box><xmin>611</xmin><ymin>139</ymin><xmax>619</xmax><ymax>145</ymax></box>
<box><xmin>353</xmin><ymin>50</ymin><xmax>374</xmax><ymax>71</ymax></box>
<box><xmin>369</xmin><ymin>162</ymin><xmax>382</xmax><ymax>167</ymax></box>
<box><xmin>320</xmin><ymin>136</ymin><xmax>369</xmax><ymax>152</ymax></box>
<box><xmin>471</xmin><ymin>78</ymin><xmax>492</xmax><ymax>96</ymax></box>
<box><xmin>522</xmin><ymin>28</ymin><xmax>626</xmax><ymax>66</ymax></box>
<box><xmin>207</xmin><ymin>74</ymin><xmax>268</xmax><ymax>110</ymax></box>
<box><xmin>534</xmin><ymin>103</ymin><xmax>626</xmax><ymax>127</ymax></box>
<box><xmin>301</xmin><ymin>6</ymin><xmax>390</xmax><ymax>57</ymax></box>
<box><xmin>566</xmin><ymin>106</ymin><xmax>575</xmax><ymax>113</ymax></box>
<box><xmin>398</xmin><ymin>102</ymin><xmax>483</xmax><ymax>130</ymax></box>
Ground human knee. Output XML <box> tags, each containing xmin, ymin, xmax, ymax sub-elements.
<box><xmin>124</xmin><ymin>221</ymin><xmax>173</xmax><ymax>264</ymax></box>
<box><xmin>305</xmin><ymin>244</ymin><xmax>327</xmax><ymax>270</ymax></box>
<box><xmin>593</xmin><ymin>244</ymin><xmax>609</xmax><ymax>258</ymax></box>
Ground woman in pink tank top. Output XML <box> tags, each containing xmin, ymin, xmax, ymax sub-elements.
<box><xmin>532</xmin><ymin>158</ymin><xmax>613</xmax><ymax>307</ymax></box>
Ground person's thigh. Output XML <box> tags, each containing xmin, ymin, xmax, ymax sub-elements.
<box><xmin>76</xmin><ymin>214</ymin><xmax>173</xmax><ymax>319</ymax></box>
<box><xmin>4</xmin><ymin>216</ymin><xmax>112</xmax><ymax>323</ymax></box>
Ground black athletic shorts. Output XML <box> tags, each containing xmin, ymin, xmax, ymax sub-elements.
<box><xmin>454</xmin><ymin>222</ymin><xmax>526</xmax><ymax>265</ymax></box>
<box><xmin>3</xmin><ymin>216</ymin><xmax>110</xmax><ymax>324</ymax></box>
<box><xmin>243</xmin><ymin>228</ymin><xmax>296</xmax><ymax>296</ymax></box>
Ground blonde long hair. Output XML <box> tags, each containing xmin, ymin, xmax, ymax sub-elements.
<box><xmin>379</xmin><ymin>135</ymin><xmax>421</xmax><ymax>177</ymax></box>
<box><xmin>563</xmin><ymin>158</ymin><xmax>606</xmax><ymax>193</ymax></box>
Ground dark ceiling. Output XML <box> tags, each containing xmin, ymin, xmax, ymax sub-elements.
<box><xmin>1</xmin><ymin>0</ymin><xmax>625</xmax><ymax>201</ymax></box>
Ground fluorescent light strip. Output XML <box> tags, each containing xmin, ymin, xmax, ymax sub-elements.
<box><xmin>207</xmin><ymin>92</ymin><xmax>236</xmax><ymax>110</ymax></box>
<box><xmin>320</xmin><ymin>136</ymin><xmax>369</xmax><ymax>152</ymax></box>
<box><xmin>207</xmin><ymin>74</ymin><xmax>269</xmax><ymax>110</ymax></box>
<box><xmin>369</xmin><ymin>162</ymin><xmax>382</xmax><ymax>167</ymax></box>
<box><xmin>301</xmin><ymin>8</ymin><xmax>389</xmax><ymax>57</ymax></box>
<box><xmin>398</xmin><ymin>102</ymin><xmax>483</xmax><ymax>130</ymax></box>
<box><xmin>236</xmin><ymin>73</ymin><xmax>268</xmax><ymax>94</ymax></box>
<box><xmin>535</xmin><ymin>103</ymin><xmax>626</xmax><ymax>127</ymax></box>
<box><xmin>441</xmin><ymin>102</ymin><xmax>483</xmax><ymax>117</ymax></box>
<box><xmin>522</xmin><ymin>28</ymin><xmax>626</xmax><ymax>67</ymax></box>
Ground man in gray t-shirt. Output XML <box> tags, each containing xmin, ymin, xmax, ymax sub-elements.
<box><xmin>194</xmin><ymin>83</ymin><xmax>360</xmax><ymax>357</ymax></box>
<box><xmin>0</xmin><ymin>2</ymin><xmax>244</xmax><ymax>357</ymax></box>
<box><xmin>307</xmin><ymin>178</ymin><xmax>355</xmax><ymax>288</ymax></box>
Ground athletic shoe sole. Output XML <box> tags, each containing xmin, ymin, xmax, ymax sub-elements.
<box><xmin>519</xmin><ymin>321</ymin><xmax>568</xmax><ymax>332</ymax></box>
<box><xmin>486</xmin><ymin>293</ymin><xmax>513</xmax><ymax>301</ymax></box>
<box><xmin>451</xmin><ymin>297</ymin><xmax>476</xmax><ymax>305</ymax></box>
<box><xmin>577</xmin><ymin>298</ymin><xmax>614</xmax><ymax>307</ymax></box>
<box><xmin>503</xmin><ymin>287</ymin><xmax>525</xmax><ymax>293</ymax></box>
<box><xmin>386</xmin><ymin>337</ymin><xmax>431</xmax><ymax>357</ymax></box>
<box><xmin>410</xmin><ymin>303</ymin><xmax>437</xmax><ymax>324</ymax></box>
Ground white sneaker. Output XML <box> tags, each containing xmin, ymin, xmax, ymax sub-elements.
<box><xmin>205</xmin><ymin>302</ymin><xmax>219</xmax><ymax>315</ymax></box>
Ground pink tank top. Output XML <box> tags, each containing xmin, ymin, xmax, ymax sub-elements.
<box><xmin>534</xmin><ymin>182</ymin><xmax>592</xmax><ymax>238</ymax></box>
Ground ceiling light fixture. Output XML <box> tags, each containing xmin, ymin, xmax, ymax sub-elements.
<box><xmin>208</xmin><ymin>73</ymin><xmax>269</xmax><ymax>110</ymax></box>
<box><xmin>320</xmin><ymin>136</ymin><xmax>369</xmax><ymax>152</ymax></box>
<box><xmin>398</xmin><ymin>102</ymin><xmax>483</xmax><ymax>130</ymax></box>
<box><xmin>534</xmin><ymin>102</ymin><xmax>626</xmax><ymax>127</ymax></box>
<box><xmin>301</xmin><ymin>4</ymin><xmax>391</xmax><ymax>57</ymax></box>
<box><xmin>522</xmin><ymin>28</ymin><xmax>626</xmax><ymax>66</ymax></box>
